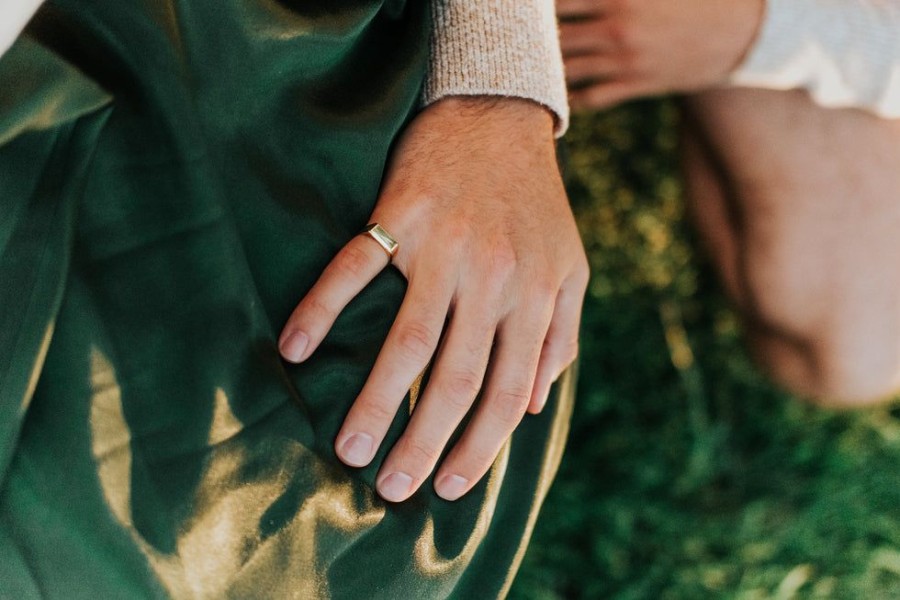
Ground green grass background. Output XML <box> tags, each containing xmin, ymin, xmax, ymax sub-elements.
<box><xmin>509</xmin><ymin>101</ymin><xmax>900</xmax><ymax>599</ymax></box>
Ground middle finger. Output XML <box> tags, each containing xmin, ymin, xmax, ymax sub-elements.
<box><xmin>334</xmin><ymin>267</ymin><xmax>454</xmax><ymax>469</ymax></box>
<box><xmin>565</xmin><ymin>53</ymin><xmax>623</xmax><ymax>86</ymax></box>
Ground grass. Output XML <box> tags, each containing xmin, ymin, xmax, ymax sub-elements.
<box><xmin>509</xmin><ymin>100</ymin><xmax>900</xmax><ymax>599</ymax></box>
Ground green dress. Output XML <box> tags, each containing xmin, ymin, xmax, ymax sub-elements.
<box><xmin>0</xmin><ymin>1</ymin><xmax>574</xmax><ymax>597</ymax></box>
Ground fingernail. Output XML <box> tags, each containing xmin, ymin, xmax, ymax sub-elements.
<box><xmin>436</xmin><ymin>474</ymin><xmax>469</xmax><ymax>501</ymax></box>
<box><xmin>377</xmin><ymin>472</ymin><xmax>414</xmax><ymax>502</ymax></box>
<box><xmin>280</xmin><ymin>330</ymin><xmax>309</xmax><ymax>363</ymax></box>
<box><xmin>339</xmin><ymin>433</ymin><xmax>375</xmax><ymax>467</ymax></box>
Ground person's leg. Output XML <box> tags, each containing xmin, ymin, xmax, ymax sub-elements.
<box><xmin>681</xmin><ymin>87</ymin><xmax>900</xmax><ymax>406</ymax></box>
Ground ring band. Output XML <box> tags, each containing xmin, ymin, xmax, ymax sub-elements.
<box><xmin>361</xmin><ymin>223</ymin><xmax>399</xmax><ymax>259</ymax></box>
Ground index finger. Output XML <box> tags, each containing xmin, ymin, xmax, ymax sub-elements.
<box><xmin>278</xmin><ymin>232</ymin><xmax>391</xmax><ymax>363</ymax></box>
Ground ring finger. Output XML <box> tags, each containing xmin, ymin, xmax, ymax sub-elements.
<box><xmin>433</xmin><ymin>300</ymin><xmax>554</xmax><ymax>501</ymax></box>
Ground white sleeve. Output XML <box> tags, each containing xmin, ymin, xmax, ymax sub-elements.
<box><xmin>0</xmin><ymin>0</ymin><xmax>45</xmax><ymax>58</ymax></box>
<box><xmin>730</xmin><ymin>0</ymin><xmax>900</xmax><ymax>118</ymax></box>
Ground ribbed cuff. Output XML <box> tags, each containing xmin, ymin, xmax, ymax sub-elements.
<box><xmin>422</xmin><ymin>0</ymin><xmax>569</xmax><ymax>137</ymax></box>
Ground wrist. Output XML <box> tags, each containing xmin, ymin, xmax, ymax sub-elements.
<box><xmin>426</xmin><ymin>95</ymin><xmax>555</xmax><ymax>141</ymax></box>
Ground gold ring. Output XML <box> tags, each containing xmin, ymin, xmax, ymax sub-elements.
<box><xmin>361</xmin><ymin>223</ymin><xmax>399</xmax><ymax>260</ymax></box>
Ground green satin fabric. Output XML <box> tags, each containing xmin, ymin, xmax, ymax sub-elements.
<box><xmin>0</xmin><ymin>1</ymin><xmax>574</xmax><ymax>598</ymax></box>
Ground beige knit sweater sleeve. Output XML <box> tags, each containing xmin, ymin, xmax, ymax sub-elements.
<box><xmin>731</xmin><ymin>0</ymin><xmax>900</xmax><ymax>119</ymax></box>
<box><xmin>422</xmin><ymin>0</ymin><xmax>570</xmax><ymax>136</ymax></box>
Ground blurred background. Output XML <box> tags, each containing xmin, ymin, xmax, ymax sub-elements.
<box><xmin>509</xmin><ymin>100</ymin><xmax>900</xmax><ymax>599</ymax></box>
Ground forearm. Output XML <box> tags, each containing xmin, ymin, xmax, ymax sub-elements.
<box><xmin>424</xmin><ymin>0</ymin><xmax>569</xmax><ymax>136</ymax></box>
<box><xmin>730</xmin><ymin>0</ymin><xmax>900</xmax><ymax>119</ymax></box>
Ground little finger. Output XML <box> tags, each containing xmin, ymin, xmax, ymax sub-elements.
<box><xmin>528</xmin><ymin>274</ymin><xmax>588</xmax><ymax>414</ymax></box>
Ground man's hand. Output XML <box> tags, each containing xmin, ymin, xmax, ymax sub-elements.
<box><xmin>278</xmin><ymin>97</ymin><xmax>588</xmax><ymax>503</ymax></box>
<box><xmin>558</xmin><ymin>0</ymin><xmax>765</xmax><ymax>110</ymax></box>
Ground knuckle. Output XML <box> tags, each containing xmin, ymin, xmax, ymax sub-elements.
<box><xmin>396</xmin><ymin>321</ymin><xmax>438</xmax><ymax>361</ymax></box>
<box><xmin>489</xmin><ymin>388</ymin><xmax>531</xmax><ymax>425</ymax></box>
<box><xmin>302</xmin><ymin>294</ymin><xmax>337</xmax><ymax>323</ymax></box>
<box><xmin>518</xmin><ymin>285</ymin><xmax>557</xmax><ymax>323</ymax></box>
<box><xmin>464</xmin><ymin>332</ymin><xmax>492</xmax><ymax>359</ymax></box>
<box><xmin>335</xmin><ymin>245</ymin><xmax>372</xmax><ymax>278</ymax></box>
<box><xmin>357</xmin><ymin>396</ymin><xmax>396</xmax><ymax>424</ymax></box>
<box><xmin>443</xmin><ymin>219</ymin><xmax>472</xmax><ymax>250</ymax></box>
<box><xmin>479</xmin><ymin>273</ymin><xmax>508</xmax><ymax>308</ymax></box>
<box><xmin>396</xmin><ymin>435</ymin><xmax>439</xmax><ymax>467</ymax></box>
<box><xmin>531</xmin><ymin>278</ymin><xmax>560</xmax><ymax>304</ymax></box>
<box><xmin>552</xmin><ymin>338</ymin><xmax>580</xmax><ymax>367</ymax></box>
<box><xmin>460</xmin><ymin>446</ymin><xmax>499</xmax><ymax>472</ymax></box>
<box><xmin>606</xmin><ymin>19</ymin><xmax>632</xmax><ymax>51</ymax></box>
<box><xmin>487</xmin><ymin>240</ymin><xmax>518</xmax><ymax>278</ymax></box>
<box><xmin>574</xmin><ymin>258</ymin><xmax>591</xmax><ymax>288</ymax></box>
<box><xmin>443</xmin><ymin>369</ymin><xmax>484</xmax><ymax>405</ymax></box>
<box><xmin>413</xmin><ymin>187</ymin><xmax>440</xmax><ymax>208</ymax></box>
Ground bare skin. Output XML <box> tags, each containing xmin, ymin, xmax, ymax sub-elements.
<box><xmin>279</xmin><ymin>97</ymin><xmax>589</xmax><ymax>502</ymax></box>
<box><xmin>558</xmin><ymin>0</ymin><xmax>764</xmax><ymax>110</ymax></box>
<box><xmin>683</xmin><ymin>89</ymin><xmax>900</xmax><ymax>406</ymax></box>
<box><xmin>558</xmin><ymin>0</ymin><xmax>900</xmax><ymax>405</ymax></box>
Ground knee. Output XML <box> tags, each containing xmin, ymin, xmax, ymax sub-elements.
<box><xmin>739</xmin><ymin>250</ymin><xmax>900</xmax><ymax>407</ymax></box>
<box><xmin>748</xmin><ymin>320</ymin><xmax>900</xmax><ymax>408</ymax></box>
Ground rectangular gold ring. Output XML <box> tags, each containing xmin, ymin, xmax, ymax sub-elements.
<box><xmin>362</xmin><ymin>223</ymin><xmax>399</xmax><ymax>258</ymax></box>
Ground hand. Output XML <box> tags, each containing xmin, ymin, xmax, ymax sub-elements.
<box><xmin>558</xmin><ymin>0</ymin><xmax>765</xmax><ymax>110</ymax></box>
<box><xmin>278</xmin><ymin>97</ymin><xmax>589</xmax><ymax>503</ymax></box>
